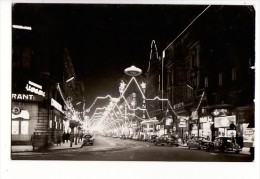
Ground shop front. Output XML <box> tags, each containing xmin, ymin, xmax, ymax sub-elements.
<box><xmin>214</xmin><ymin>115</ymin><xmax>236</xmax><ymax>137</ymax></box>
<box><xmin>50</xmin><ymin>98</ymin><xmax>65</xmax><ymax>144</ymax></box>
<box><xmin>11</xmin><ymin>93</ymin><xmax>44</xmax><ymax>145</ymax></box>
<box><xmin>199</xmin><ymin>116</ymin><xmax>213</xmax><ymax>140</ymax></box>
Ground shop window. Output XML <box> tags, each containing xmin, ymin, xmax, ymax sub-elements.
<box><xmin>11</xmin><ymin>120</ymin><xmax>29</xmax><ymax>135</ymax></box>
<box><xmin>21</xmin><ymin>121</ymin><xmax>29</xmax><ymax>134</ymax></box>
<box><xmin>12</xmin><ymin>121</ymin><xmax>19</xmax><ymax>135</ymax></box>
<box><xmin>12</xmin><ymin>109</ymin><xmax>30</xmax><ymax>135</ymax></box>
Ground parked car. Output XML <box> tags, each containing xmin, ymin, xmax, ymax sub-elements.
<box><xmin>112</xmin><ymin>135</ymin><xmax>119</xmax><ymax>138</ymax></box>
<box><xmin>132</xmin><ymin>135</ymin><xmax>138</xmax><ymax>140</ymax></box>
<box><xmin>205</xmin><ymin>136</ymin><xmax>242</xmax><ymax>153</ymax></box>
<box><xmin>187</xmin><ymin>137</ymin><xmax>211</xmax><ymax>150</ymax></box>
<box><xmin>120</xmin><ymin>134</ymin><xmax>126</xmax><ymax>139</ymax></box>
<box><xmin>149</xmin><ymin>135</ymin><xmax>158</xmax><ymax>143</ymax></box>
<box><xmin>142</xmin><ymin>134</ymin><xmax>150</xmax><ymax>141</ymax></box>
<box><xmin>154</xmin><ymin>134</ymin><xmax>180</xmax><ymax>147</ymax></box>
<box><xmin>81</xmin><ymin>133</ymin><xmax>94</xmax><ymax>147</ymax></box>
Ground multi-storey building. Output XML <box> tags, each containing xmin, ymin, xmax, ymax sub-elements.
<box><xmin>147</xmin><ymin>6</ymin><xmax>255</xmax><ymax>145</ymax></box>
<box><xmin>11</xmin><ymin>4</ymin><xmax>84</xmax><ymax>146</ymax></box>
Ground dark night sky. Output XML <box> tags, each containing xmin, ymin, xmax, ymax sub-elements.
<box><xmin>12</xmin><ymin>3</ymin><xmax>208</xmax><ymax>104</ymax></box>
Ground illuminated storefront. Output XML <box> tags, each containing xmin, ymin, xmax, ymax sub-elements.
<box><xmin>11</xmin><ymin>93</ymin><xmax>44</xmax><ymax>144</ymax></box>
<box><xmin>50</xmin><ymin>98</ymin><xmax>65</xmax><ymax>141</ymax></box>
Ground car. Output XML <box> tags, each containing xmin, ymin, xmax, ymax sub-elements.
<box><xmin>187</xmin><ymin>137</ymin><xmax>211</xmax><ymax>150</ymax></box>
<box><xmin>205</xmin><ymin>136</ymin><xmax>242</xmax><ymax>153</ymax></box>
<box><xmin>154</xmin><ymin>134</ymin><xmax>180</xmax><ymax>147</ymax></box>
<box><xmin>81</xmin><ymin>133</ymin><xmax>94</xmax><ymax>147</ymax></box>
<box><xmin>120</xmin><ymin>134</ymin><xmax>126</xmax><ymax>139</ymax></box>
<box><xmin>149</xmin><ymin>135</ymin><xmax>158</xmax><ymax>143</ymax></box>
<box><xmin>132</xmin><ymin>135</ymin><xmax>138</xmax><ymax>140</ymax></box>
<box><xmin>112</xmin><ymin>135</ymin><xmax>119</xmax><ymax>138</ymax></box>
<box><xmin>142</xmin><ymin>134</ymin><xmax>150</xmax><ymax>141</ymax></box>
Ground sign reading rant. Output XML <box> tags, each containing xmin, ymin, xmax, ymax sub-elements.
<box><xmin>12</xmin><ymin>93</ymin><xmax>43</xmax><ymax>101</ymax></box>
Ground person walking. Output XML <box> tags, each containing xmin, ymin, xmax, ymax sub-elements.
<box><xmin>66</xmin><ymin>132</ymin><xmax>70</xmax><ymax>143</ymax></box>
<box><xmin>62</xmin><ymin>132</ymin><xmax>66</xmax><ymax>143</ymax></box>
<box><xmin>31</xmin><ymin>132</ymin><xmax>36</xmax><ymax>151</ymax></box>
<box><xmin>56</xmin><ymin>134</ymin><xmax>61</xmax><ymax>146</ymax></box>
<box><xmin>69</xmin><ymin>132</ymin><xmax>74</xmax><ymax>147</ymax></box>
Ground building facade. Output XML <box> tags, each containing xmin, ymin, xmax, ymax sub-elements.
<box><xmin>147</xmin><ymin>6</ymin><xmax>255</xmax><ymax>144</ymax></box>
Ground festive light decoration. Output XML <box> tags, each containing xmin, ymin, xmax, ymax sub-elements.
<box><xmin>147</xmin><ymin>40</ymin><xmax>159</xmax><ymax>73</ymax></box>
<box><xmin>57</xmin><ymin>83</ymin><xmax>83</xmax><ymax>122</ymax></box>
<box><xmin>85</xmin><ymin>75</ymin><xmax>206</xmax><ymax>132</ymax></box>
<box><xmin>124</xmin><ymin>65</ymin><xmax>142</xmax><ymax>76</ymax></box>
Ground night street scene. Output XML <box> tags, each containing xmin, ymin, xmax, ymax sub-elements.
<box><xmin>10</xmin><ymin>3</ymin><xmax>256</xmax><ymax>163</ymax></box>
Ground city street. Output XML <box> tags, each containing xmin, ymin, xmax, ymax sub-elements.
<box><xmin>12</xmin><ymin>136</ymin><xmax>253</xmax><ymax>162</ymax></box>
<box><xmin>1</xmin><ymin>3</ymin><xmax>258</xmax><ymax>179</ymax></box>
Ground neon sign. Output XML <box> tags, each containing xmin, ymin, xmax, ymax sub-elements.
<box><xmin>25</xmin><ymin>81</ymin><xmax>45</xmax><ymax>97</ymax></box>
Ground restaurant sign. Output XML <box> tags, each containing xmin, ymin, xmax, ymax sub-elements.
<box><xmin>12</xmin><ymin>93</ymin><xmax>44</xmax><ymax>102</ymax></box>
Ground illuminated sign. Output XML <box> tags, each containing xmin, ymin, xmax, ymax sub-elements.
<box><xmin>165</xmin><ymin>117</ymin><xmax>173</xmax><ymax>126</ymax></box>
<box><xmin>243</xmin><ymin>128</ymin><xmax>254</xmax><ymax>143</ymax></box>
<box><xmin>51</xmin><ymin>98</ymin><xmax>64</xmax><ymax>113</ymax></box>
<box><xmin>12</xmin><ymin>93</ymin><xmax>43</xmax><ymax>101</ymax></box>
<box><xmin>214</xmin><ymin>115</ymin><xmax>236</xmax><ymax>128</ymax></box>
<box><xmin>25</xmin><ymin>80</ymin><xmax>45</xmax><ymax>97</ymax></box>
<box><xmin>12</xmin><ymin>106</ymin><xmax>21</xmax><ymax>115</ymax></box>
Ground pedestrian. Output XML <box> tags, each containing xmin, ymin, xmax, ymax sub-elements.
<box><xmin>69</xmin><ymin>132</ymin><xmax>74</xmax><ymax>147</ymax></box>
<box><xmin>80</xmin><ymin>133</ymin><xmax>83</xmax><ymax>142</ymax></box>
<box><xmin>56</xmin><ymin>134</ymin><xmax>61</xmax><ymax>146</ymax></box>
<box><xmin>66</xmin><ymin>132</ymin><xmax>70</xmax><ymax>143</ymax></box>
<box><xmin>62</xmin><ymin>132</ymin><xmax>66</xmax><ymax>143</ymax></box>
<box><xmin>31</xmin><ymin>132</ymin><xmax>36</xmax><ymax>151</ymax></box>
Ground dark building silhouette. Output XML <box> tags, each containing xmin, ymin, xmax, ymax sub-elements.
<box><xmin>147</xmin><ymin>5</ymin><xmax>255</xmax><ymax>143</ymax></box>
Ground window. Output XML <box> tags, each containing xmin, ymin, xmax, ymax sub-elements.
<box><xmin>11</xmin><ymin>109</ymin><xmax>30</xmax><ymax>135</ymax></box>
<box><xmin>21</xmin><ymin>121</ymin><xmax>29</xmax><ymax>134</ymax></box>
<box><xmin>218</xmin><ymin>73</ymin><xmax>223</xmax><ymax>86</ymax></box>
<box><xmin>12</xmin><ymin>121</ymin><xmax>19</xmax><ymax>135</ymax></box>
<box><xmin>49</xmin><ymin>120</ymin><xmax>52</xmax><ymax>128</ymax></box>
<box><xmin>12</xmin><ymin>120</ymin><xmax>29</xmax><ymax>135</ymax></box>
<box><xmin>187</xmin><ymin>88</ymin><xmax>193</xmax><ymax>99</ymax></box>
<box><xmin>205</xmin><ymin>77</ymin><xmax>208</xmax><ymax>87</ymax></box>
<box><xmin>232</xmin><ymin>67</ymin><xmax>237</xmax><ymax>81</ymax></box>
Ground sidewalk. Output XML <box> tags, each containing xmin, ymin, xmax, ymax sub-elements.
<box><xmin>11</xmin><ymin>140</ymin><xmax>83</xmax><ymax>153</ymax></box>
